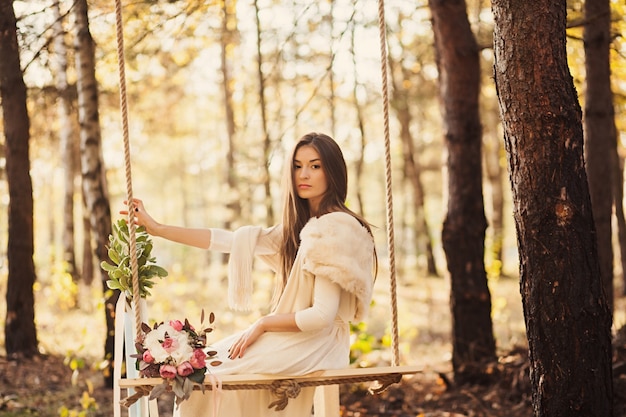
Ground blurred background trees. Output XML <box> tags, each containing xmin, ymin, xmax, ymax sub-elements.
<box><xmin>0</xmin><ymin>0</ymin><xmax>625</xmax><ymax>409</ymax></box>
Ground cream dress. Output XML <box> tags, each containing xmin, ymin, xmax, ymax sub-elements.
<box><xmin>174</xmin><ymin>212</ymin><xmax>375</xmax><ymax>417</ymax></box>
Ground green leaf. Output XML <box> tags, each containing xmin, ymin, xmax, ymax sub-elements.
<box><xmin>108</xmin><ymin>247</ymin><xmax>121</xmax><ymax>265</ymax></box>
<box><xmin>106</xmin><ymin>280</ymin><xmax>123</xmax><ymax>290</ymax></box>
<box><xmin>101</xmin><ymin>261</ymin><xmax>116</xmax><ymax>272</ymax></box>
<box><xmin>187</xmin><ymin>369</ymin><xmax>206</xmax><ymax>384</ymax></box>
<box><xmin>171</xmin><ymin>379</ymin><xmax>185</xmax><ymax>398</ymax></box>
<box><xmin>100</xmin><ymin>218</ymin><xmax>169</xmax><ymax>300</ymax></box>
<box><xmin>148</xmin><ymin>381</ymin><xmax>169</xmax><ymax>401</ymax></box>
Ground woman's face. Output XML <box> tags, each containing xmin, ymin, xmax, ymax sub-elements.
<box><xmin>293</xmin><ymin>145</ymin><xmax>328</xmax><ymax>215</ymax></box>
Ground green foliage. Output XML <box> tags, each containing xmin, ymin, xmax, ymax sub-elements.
<box><xmin>46</xmin><ymin>265</ymin><xmax>79</xmax><ymax>311</ymax></box>
<box><xmin>349</xmin><ymin>321</ymin><xmax>384</xmax><ymax>365</ymax></box>
<box><xmin>56</xmin><ymin>353</ymin><xmax>99</xmax><ymax>417</ymax></box>
<box><xmin>100</xmin><ymin>219</ymin><xmax>168</xmax><ymax>300</ymax></box>
<box><xmin>63</xmin><ymin>351</ymin><xmax>86</xmax><ymax>387</ymax></box>
<box><xmin>58</xmin><ymin>391</ymin><xmax>98</xmax><ymax>417</ymax></box>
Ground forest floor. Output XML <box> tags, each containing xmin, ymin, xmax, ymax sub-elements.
<box><xmin>1</xmin><ymin>274</ymin><xmax>625</xmax><ymax>417</ymax></box>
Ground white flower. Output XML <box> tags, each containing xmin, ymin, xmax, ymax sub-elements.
<box><xmin>169</xmin><ymin>330</ymin><xmax>193</xmax><ymax>364</ymax></box>
<box><xmin>143</xmin><ymin>323</ymin><xmax>193</xmax><ymax>365</ymax></box>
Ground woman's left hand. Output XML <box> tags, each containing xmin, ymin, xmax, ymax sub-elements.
<box><xmin>228</xmin><ymin>319</ymin><xmax>265</xmax><ymax>359</ymax></box>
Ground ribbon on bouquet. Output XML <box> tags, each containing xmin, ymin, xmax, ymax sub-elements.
<box><xmin>114</xmin><ymin>295</ymin><xmax>151</xmax><ymax>417</ymax></box>
<box><xmin>205</xmin><ymin>372</ymin><xmax>223</xmax><ymax>417</ymax></box>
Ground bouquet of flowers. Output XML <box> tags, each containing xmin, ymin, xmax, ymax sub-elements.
<box><xmin>103</xmin><ymin>219</ymin><xmax>221</xmax><ymax>406</ymax></box>
<box><xmin>131</xmin><ymin>310</ymin><xmax>222</xmax><ymax>405</ymax></box>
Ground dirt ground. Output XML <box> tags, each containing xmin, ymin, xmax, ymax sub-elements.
<box><xmin>0</xmin><ymin>349</ymin><xmax>530</xmax><ymax>417</ymax></box>
<box><xmin>1</xmin><ymin>275</ymin><xmax>625</xmax><ymax>416</ymax></box>
<box><xmin>1</xmin><ymin>339</ymin><xmax>625</xmax><ymax>417</ymax></box>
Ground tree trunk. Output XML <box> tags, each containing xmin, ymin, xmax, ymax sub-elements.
<box><xmin>0</xmin><ymin>0</ymin><xmax>39</xmax><ymax>357</ymax></box>
<box><xmin>253</xmin><ymin>0</ymin><xmax>274</xmax><ymax>225</ymax></box>
<box><xmin>52</xmin><ymin>0</ymin><xmax>79</xmax><ymax>285</ymax></box>
<box><xmin>349</xmin><ymin>21</ymin><xmax>367</xmax><ymax>218</ymax></box>
<box><xmin>614</xmin><ymin>150</ymin><xmax>626</xmax><ymax>295</ymax></box>
<box><xmin>82</xmin><ymin>211</ymin><xmax>95</xmax><ymax>285</ymax></box>
<box><xmin>327</xmin><ymin>0</ymin><xmax>336</xmax><ymax>136</ymax></box>
<box><xmin>73</xmin><ymin>0</ymin><xmax>118</xmax><ymax>387</ymax></box>
<box><xmin>583</xmin><ymin>0</ymin><xmax>616</xmax><ymax>312</ymax></box>
<box><xmin>389</xmin><ymin>56</ymin><xmax>438</xmax><ymax>277</ymax></box>
<box><xmin>429</xmin><ymin>0</ymin><xmax>496</xmax><ymax>383</ymax></box>
<box><xmin>220</xmin><ymin>0</ymin><xmax>241</xmax><ymax>235</ymax></box>
<box><xmin>491</xmin><ymin>1</ymin><xmax>614</xmax><ymax>415</ymax></box>
<box><xmin>483</xmin><ymin>128</ymin><xmax>506</xmax><ymax>277</ymax></box>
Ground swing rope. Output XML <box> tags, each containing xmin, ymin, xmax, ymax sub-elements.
<box><xmin>375</xmin><ymin>0</ymin><xmax>400</xmax><ymax>368</ymax></box>
<box><xmin>114</xmin><ymin>0</ymin><xmax>142</xmax><ymax>338</ymax></box>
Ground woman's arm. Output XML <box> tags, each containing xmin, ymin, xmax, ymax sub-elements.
<box><xmin>121</xmin><ymin>198</ymin><xmax>213</xmax><ymax>249</ymax></box>
<box><xmin>226</xmin><ymin>313</ymin><xmax>298</xmax><ymax>359</ymax></box>
<box><xmin>228</xmin><ymin>277</ymin><xmax>341</xmax><ymax>359</ymax></box>
<box><xmin>294</xmin><ymin>277</ymin><xmax>341</xmax><ymax>331</ymax></box>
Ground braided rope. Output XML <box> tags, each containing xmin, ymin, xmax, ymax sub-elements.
<box><xmin>376</xmin><ymin>0</ymin><xmax>400</xmax><ymax>367</ymax></box>
<box><xmin>120</xmin><ymin>373</ymin><xmax>403</xmax><ymax>410</ymax></box>
<box><xmin>113</xmin><ymin>0</ymin><xmax>142</xmax><ymax>336</ymax></box>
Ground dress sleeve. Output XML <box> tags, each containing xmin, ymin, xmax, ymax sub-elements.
<box><xmin>208</xmin><ymin>225</ymin><xmax>281</xmax><ymax>255</ymax></box>
<box><xmin>294</xmin><ymin>276</ymin><xmax>341</xmax><ymax>332</ymax></box>
<box><xmin>208</xmin><ymin>228</ymin><xmax>233</xmax><ymax>252</ymax></box>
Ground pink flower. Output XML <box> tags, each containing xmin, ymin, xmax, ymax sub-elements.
<box><xmin>189</xmin><ymin>349</ymin><xmax>206</xmax><ymax>369</ymax></box>
<box><xmin>159</xmin><ymin>364</ymin><xmax>177</xmax><ymax>379</ymax></box>
<box><xmin>169</xmin><ymin>320</ymin><xmax>184</xmax><ymax>332</ymax></box>
<box><xmin>161</xmin><ymin>337</ymin><xmax>179</xmax><ymax>353</ymax></box>
<box><xmin>177</xmin><ymin>362</ymin><xmax>194</xmax><ymax>377</ymax></box>
<box><xmin>142</xmin><ymin>350</ymin><xmax>155</xmax><ymax>364</ymax></box>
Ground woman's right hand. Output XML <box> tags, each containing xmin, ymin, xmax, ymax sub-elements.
<box><xmin>120</xmin><ymin>198</ymin><xmax>159</xmax><ymax>235</ymax></box>
<box><xmin>121</xmin><ymin>198</ymin><xmax>212</xmax><ymax>248</ymax></box>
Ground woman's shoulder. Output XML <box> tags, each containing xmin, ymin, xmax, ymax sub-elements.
<box><xmin>308</xmin><ymin>211</ymin><xmax>354</xmax><ymax>226</ymax></box>
<box><xmin>318</xmin><ymin>211</ymin><xmax>358</xmax><ymax>223</ymax></box>
<box><xmin>301</xmin><ymin>211</ymin><xmax>371</xmax><ymax>241</ymax></box>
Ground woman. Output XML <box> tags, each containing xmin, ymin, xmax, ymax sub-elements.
<box><xmin>124</xmin><ymin>132</ymin><xmax>377</xmax><ymax>416</ymax></box>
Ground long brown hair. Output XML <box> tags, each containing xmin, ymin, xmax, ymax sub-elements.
<box><xmin>275</xmin><ymin>132</ymin><xmax>377</xmax><ymax>301</ymax></box>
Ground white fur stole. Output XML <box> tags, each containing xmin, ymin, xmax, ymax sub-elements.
<box><xmin>299</xmin><ymin>212</ymin><xmax>375</xmax><ymax>322</ymax></box>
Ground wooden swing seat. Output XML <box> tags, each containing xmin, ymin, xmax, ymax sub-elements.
<box><xmin>119</xmin><ymin>365</ymin><xmax>422</xmax><ymax>390</ymax></box>
<box><xmin>119</xmin><ymin>365</ymin><xmax>422</xmax><ymax>416</ymax></box>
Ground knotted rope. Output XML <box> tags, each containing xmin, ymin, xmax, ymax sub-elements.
<box><xmin>267</xmin><ymin>380</ymin><xmax>302</xmax><ymax>411</ymax></box>
<box><xmin>113</xmin><ymin>0</ymin><xmax>142</xmax><ymax>336</ymax></box>
<box><xmin>120</xmin><ymin>372</ymin><xmax>404</xmax><ymax>410</ymax></box>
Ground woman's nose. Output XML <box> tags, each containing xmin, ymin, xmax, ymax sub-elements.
<box><xmin>299</xmin><ymin>167</ymin><xmax>310</xmax><ymax>178</ymax></box>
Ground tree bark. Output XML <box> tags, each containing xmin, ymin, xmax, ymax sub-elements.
<box><xmin>220</xmin><ymin>0</ymin><xmax>241</xmax><ymax>234</ymax></box>
<box><xmin>491</xmin><ymin>1</ymin><xmax>614</xmax><ymax>415</ymax></box>
<box><xmin>583</xmin><ymin>0</ymin><xmax>617</xmax><ymax>312</ymax></box>
<box><xmin>349</xmin><ymin>20</ymin><xmax>367</xmax><ymax>218</ymax></box>
<box><xmin>73</xmin><ymin>0</ymin><xmax>118</xmax><ymax>387</ymax></box>
<box><xmin>483</xmin><ymin>125</ymin><xmax>506</xmax><ymax>276</ymax></box>
<box><xmin>429</xmin><ymin>0</ymin><xmax>496</xmax><ymax>383</ymax></box>
<box><xmin>253</xmin><ymin>0</ymin><xmax>275</xmax><ymax>225</ymax></box>
<box><xmin>389</xmin><ymin>55</ymin><xmax>438</xmax><ymax>277</ymax></box>
<box><xmin>53</xmin><ymin>0</ymin><xmax>79</xmax><ymax>285</ymax></box>
<box><xmin>613</xmin><ymin>150</ymin><xmax>626</xmax><ymax>295</ymax></box>
<box><xmin>0</xmin><ymin>0</ymin><xmax>39</xmax><ymax>357</ymax></box>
